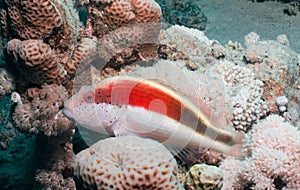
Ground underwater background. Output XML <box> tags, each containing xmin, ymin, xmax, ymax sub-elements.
<box><xmin>0</xmin><ymin>0</ymin><xmax>300</xmax><ymax>189</ymax></box>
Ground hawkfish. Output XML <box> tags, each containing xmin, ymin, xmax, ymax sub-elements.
<box><xmin>63</xmin><ymin>75</ymin><xmax>245</xmax><ymax>158</ymax></box>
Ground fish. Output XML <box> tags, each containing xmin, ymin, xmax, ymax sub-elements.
<box><xmin>63</xmin><ymin>75</ymin><xmax>245</xmax><ymax>158</ymax></box>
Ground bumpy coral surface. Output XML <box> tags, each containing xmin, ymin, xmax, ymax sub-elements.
<box><xmin>82</xmin><ymin>0</ymin><xmax>161</xmax><ymax>31</ymax></box>
<box><xmin>221</xmin><ymin>115</ymin><xmax>300</xmax><ymax>190</ymax></box>
<box><xmin>6</xmin><ymin>39</ymin><xmax>67</xmax><ymax>86</ymax></box>
<box><xmin>243</xmin><ymin>35</ymin><xmax>299</xmax><ymax>114</ymax></box>
<box><xmin>72</xmin><ymin>136</ymin><xmax>183</xmax><ymax>190</ymax></box>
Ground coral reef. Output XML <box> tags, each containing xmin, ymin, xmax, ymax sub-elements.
<box><xmin>65</xmin><ymin>37</ymin><xmax>97</xmax><ymax>75</ymax></box>
<box><xmin>251</xmin><ymin>0</ymin><xmax>300</xmax><ymax>16</ymax></box>
<box><xmin>244</xmin><ymin>34</ymin><xmax>299</xmax><ymax>114</ymax></box>
<box><xmin>220</xmin><ymin>115</ymin><xmax>300</xmax><ymax>189</ymax></box>
<box><xmin>0</xmin><ymin>121</ymin><xmax>17</xmax><ymax>150</ymax></box>
<box><xmin>72</xmin><ymin>136</ymin><xmax>183</xmax><ymax>190</ymax></box>
<box><xmin>0</xmin><ymin>0</ymin><xmax>299</xmax><ymax>189</ymax></box>
<box><xmin>0</xmin><ymin>133</ymin><xmax>36</xmax><ymax>189</ymax></box>
<box><xmin>0</xmin><ymin>96</ymin><xmax>17</xmax><ymax>150</ymax></box>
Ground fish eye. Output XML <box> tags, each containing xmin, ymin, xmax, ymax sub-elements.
<box><xmin>84</xmin><ymin>93</ymin><xmax>94</xmax><ymax>103</ymax></box>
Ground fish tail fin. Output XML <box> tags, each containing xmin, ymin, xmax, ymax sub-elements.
<box><xmin>233</xmin><ymin>131</ymin><xmax>244</xmax><ymax>144</ymax></box>
<box><xmin>225</xmin><ymin>131</ymin><xmax>246</xmax><ymax>158</ymax></box>
<box><xmin>227</xmin><ymin>143</ymin><xmax>246</xmax><ymax>158</ymax></box>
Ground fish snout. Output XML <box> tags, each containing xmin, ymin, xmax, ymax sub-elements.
<box><xmin>62</xmin><ymin>99</ymin><xmax>75</xmax><ymax>121</ymax></box>
<box><xmin>62</xmin><ymin>108</ymin><xmax>75</xmax><ymax>121</ymax></box>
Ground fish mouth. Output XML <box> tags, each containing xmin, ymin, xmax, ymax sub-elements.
<box><xmin>62</xmin><ymin>108</ymin><xmax>75</xmax><ymax>121</ymax></box>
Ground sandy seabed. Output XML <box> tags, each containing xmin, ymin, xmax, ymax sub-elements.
<box><xmin>197</xmin><ymin>0</ymin><xmax>300</xmax><ymax>53</ymax></box>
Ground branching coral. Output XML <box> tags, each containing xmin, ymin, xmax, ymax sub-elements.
<box><xmin>220</xmin><ymin>115</ymin><xmax>300</xmax><ymax>190</ymax></box>
<box><xmin>72</xmin><ymin>136</ymin><xmax>183</xmax><ymax>190</ymax></box>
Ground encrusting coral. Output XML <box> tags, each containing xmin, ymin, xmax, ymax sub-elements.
<box><xmin>220</xmin><ymin>115</ymin><xmax>300</xmax><ymax>190</ymax></box>
<box><xmin>243</xmin><ymin>32</ymin><xmax>299</xmax><ymax>114</ymax></box>
<box><xmin>72</xmin><ymin>136</ymin><xmax>183</xmax><ymax>190</ymax></box>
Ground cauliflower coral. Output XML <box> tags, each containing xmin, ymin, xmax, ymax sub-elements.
<box><xmin>72</xmin><ymin>136</ymin><xmax>183</xmax><ymax>190</ymax></box>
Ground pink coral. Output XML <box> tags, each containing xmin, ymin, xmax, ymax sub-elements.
<box><xmin>72</xmin><ymin>136</ymin><xmax>183</xmax><ymax>190</ymax></box>
<box><xmin>220</xmin><ymin>115</ymin><xmax>300</xmax><ymax>189</ymax></box>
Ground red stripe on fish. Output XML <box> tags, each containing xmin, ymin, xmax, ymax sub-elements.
<box><xmin>94</xmin><ymin>79</ymin><xmax>183</xmax><ymax>122</ymax></box>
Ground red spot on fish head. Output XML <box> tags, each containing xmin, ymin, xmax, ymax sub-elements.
<box><xmin>94</xmin><ymin>86</ymin><xmax>112</xmax><ymax>104</ymax></box>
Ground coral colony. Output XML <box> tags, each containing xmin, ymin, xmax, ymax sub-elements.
<box><xmin>0</xmin><ymin>0</ymin><xmax>299</xmax><ymax>190</ymax></box>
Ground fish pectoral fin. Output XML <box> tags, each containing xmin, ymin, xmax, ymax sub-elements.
<box><xmin>111</xmin><ymin>121</ymin><xmax>137</xmax><ymax>137</ymax></box>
